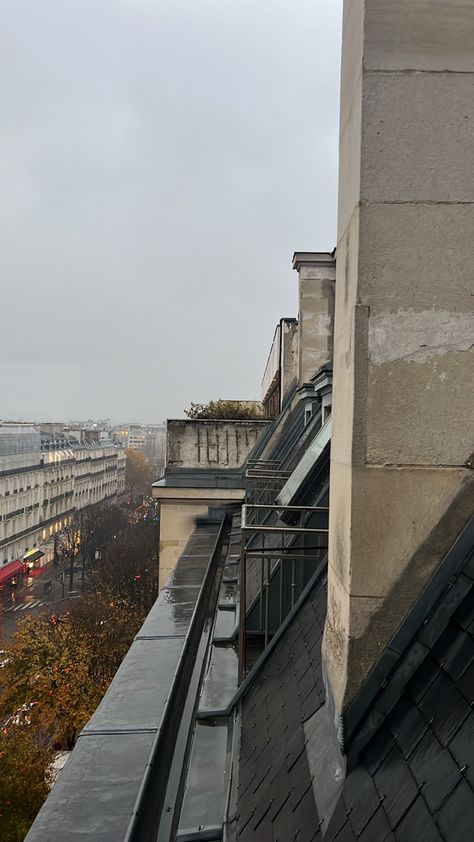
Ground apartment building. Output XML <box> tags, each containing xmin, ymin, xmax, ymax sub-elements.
<box><xmin>0</xmin><ymin>422</ymin><xmax>126</xmax><ymax>573</ymax></box>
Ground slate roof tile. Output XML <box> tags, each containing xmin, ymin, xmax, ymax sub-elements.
<box><xmin>408</xmin><ymin>729</ymin><xmax>460</xmax><ymax>811</ymax></box>
<box><xmin>341</xmin><ymin>764</ymin><xmax>380</xmax><ymax>836</ymax></box>
<box><xmin>273</xmin><ymin>796</ymin><xmax>296</xmax><ymax>842</ymax></box>
<box><xmin>251</xmin><ymin>780</ymin><xmax>276</xmax><ymax>830</ymax></box>
<box><xmin>408</xmin><ymin>655</ymin><xmax>439</xmax><ymax>704</ymax></box>
<box><xmin>417</xmin><ymin>671</ymin><xmax>470</xmax><ymax>746</ymax></box>
<box><xmin>453</xmin><ymin>592</ymin><xmax>474</xmax><ymax>631</ymax></box>
<box><xmin>363</xmin><ymin>725</ymin><xmax>394</xmax><ymax>775</ymax></box>
<box><xmin>373</xmin><ymin>743</ymin><xmax>419</xmax><ymax>827</ymax></box>
<box><xmin>436</xmin><ymin>780</ymin><xmax>474</xmax><ymax>842</ymax></box>
<box><xmin>447</xmin><ymin>714</ymin><xmax>474</xmax><ymax>790</ymax></box>
<box><xmin>235</xmin><ymin>794</ymin><xmax>257</xmax><ymax>837</ymax></box>
<box><xmin>387</xmin><ymin>695</ymin><xmax>430</xmax><ymax>759</ymax></box>
<box><xmin>393</xmin><ymin>796</ymin><xmax>443</xmax><ymax>842</ymax></box>
<box><xmin>457</xmin><ymin>659</ymin><xmax>474</xmax><ymax>704</ymax></box>
<box><xmin>287</xmin><ymin>749</ymin><xmax>313</xmax><ymax>811</ymax></box>
<box><xmin>235</xmin><ymin>818</ymin><xmax>258</xmax><ymax>842</ymax></box>
<box><xmin>324</xmin><ymin>798</ymin><xmax>349</xmax><ymax>838</ymax></box>
<box><xmin>357</xmin><ymin>806</ymin><xmax>393</xmax><ymax>842</ymax></box>
<box><xmin>291</xmin><ymin>784</ymin><xmax>318</xmax><ymax>842</ymax></box>
<box><xmin>252</xmin><ymin>814</ymin><xmax>274</xmax><ymax>842</ymax></box>
<box><xmin>433</xmin><ymin>626</ymin><xmax>474</xmax><ymax>681</ymax></box>
<box><xmin>332</xmin><ymin>820</ymin><xmax>358</xmax><ymax>841</ymax></box>
<box><xmin>300</xmin><ymin>688</ymin><xmax>324</xmax><ymax>722</ymax></box>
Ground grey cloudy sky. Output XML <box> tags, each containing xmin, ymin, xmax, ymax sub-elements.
<box><xmin>1</xmin><ymin>0</ymin><xmax>342</xmax><ymax>423</ymax></box>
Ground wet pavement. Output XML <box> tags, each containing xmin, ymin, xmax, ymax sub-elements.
<box><xmin>0</xmin><ymin>560</ymin><xmax>83</xmax><ymax>641</ymax></box>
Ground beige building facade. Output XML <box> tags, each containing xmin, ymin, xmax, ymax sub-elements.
<box><xmin>153</xmin><ymin>416</ymin><xmax>268</xmax><ymax>589</ymax></box>
<box><xmin>0</xmin><ymin>423</ymin><xmax>125</xmax><ymax>569</ymax></box>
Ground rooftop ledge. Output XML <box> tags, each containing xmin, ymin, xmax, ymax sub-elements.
<box><xmin>292</xmin><ymin>251</ymin><xmax>336</xmax><ymax>271</ymax></box>
<box><xmin>166</xmin><ymin>418</ymin><xmax>268</xmax><ymax>425</ymax></box>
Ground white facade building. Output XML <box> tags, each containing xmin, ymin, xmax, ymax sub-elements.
<box><xmin>0</xmin><ymin>422</ymin><xmax>125</xmax><ymax>570</ymax></box>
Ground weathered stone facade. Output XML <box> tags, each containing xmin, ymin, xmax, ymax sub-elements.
<box><xmin>324</xmin><ymin>0</ymin><xmax>474</xmax><ymax>715</ymax></box>
<box><xmin>166</xmin><ymin>419</ymin><xmax>267</xmax><ymax>470</ymax></box>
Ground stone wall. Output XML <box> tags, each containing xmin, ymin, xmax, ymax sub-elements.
<box><xmin>166</xmin><ymin>419</ymin><xmax>268</xmax><ymax>470</ymax></box>
<box><xmin>324</xmin><ymin>0</ymin><xmax>474</xmax><ymax>716</ymax></box>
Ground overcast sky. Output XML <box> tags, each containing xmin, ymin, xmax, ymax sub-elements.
<box><xmin>1</xmin><ymin>0</ymin><xmax>342</xmax><ymax>424</ymax></box>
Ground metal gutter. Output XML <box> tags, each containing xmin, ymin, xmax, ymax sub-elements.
<box><xmin>123</xmin><ymin>514</ymin><xmax>232</xmax><ymax>842</ymax></box>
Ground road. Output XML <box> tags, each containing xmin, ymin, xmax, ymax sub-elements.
<box><xmin>0</xmin><ymin>560</ymin><xmax>83</xmax><ymax>641</ymax></box>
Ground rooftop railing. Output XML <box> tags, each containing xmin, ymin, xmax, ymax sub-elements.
<box><xmin>238</xmin><ymin>502</ymin><xmax>328</xmax><ymax>680</ymax></box>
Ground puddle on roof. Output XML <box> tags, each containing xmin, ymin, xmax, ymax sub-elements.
<box><xmin>214</xmin><ymin>608</ymin><xmax>237</xmax><ymax>641</ymax></box>
<box><xmin>178</xmin><ymin>721</ymin><xmax>228</xmax><ymax>831</ymax></box>
<box><xmin>199</xmin><ymin>646</ymin><xmax>238</xmax><ymax>712</ymax></box>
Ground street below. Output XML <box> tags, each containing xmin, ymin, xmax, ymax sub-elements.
<box><xmin>0</xmin><ymin>559</ymin><xmax>83</xmax><ymax>642</ymax></box>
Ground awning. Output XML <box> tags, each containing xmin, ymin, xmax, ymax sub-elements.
<box><xmin>23</xmin><ymin>548</ymin><xmax>45</xmax><ymax>564</ymax></box>
<box><xmin>0</xmin><ymin>559</ymin><xmax>25</xmax><ymax>586</ymax></box>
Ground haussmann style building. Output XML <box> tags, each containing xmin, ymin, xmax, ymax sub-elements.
<box><xmin>0</xmin><ymin>422</ymin><xmax>125</xmax><ymax>586</ymax></box>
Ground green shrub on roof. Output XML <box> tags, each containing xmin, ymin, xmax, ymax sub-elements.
<box><xmin>184</xmin><ymin>400</ymin><xmax>261</xmax><ymax>420</ymax></box>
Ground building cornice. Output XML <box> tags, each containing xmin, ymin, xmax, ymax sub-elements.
<box><xmin>292</xmin><ymin>251</ymin><xmax>336</xmax><ymax>272</ymax></box>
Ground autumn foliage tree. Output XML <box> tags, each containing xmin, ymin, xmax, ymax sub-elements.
<box><xmin>0</xmin><ymin>507</ymin><xmax>159</xmax><ymax>840</ymax></box>
<box><xmin>0</xmin><ymin>516</ymin><xmax>158</xmax><ymax>751</ymax></box>
<box><xmin>0</xmin><ymin>725</ymin><xmax>53</xmax><ymax>842</ymax></box>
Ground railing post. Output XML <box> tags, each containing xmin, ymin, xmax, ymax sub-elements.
<box><xmin>264</xmin><ymin>539</ymin><xmax>270</xmax><ymax>648</ymax></box>
<box><xmin>238</xmin><ymin>536</ymin><xmax>247</xmax><ymax>684</ymax></box>
<box><xmin>279</xmin><ymin>546</ymin><xmax>284</xmax><ymax>626</ymax></box>
<box><xmin>291</xmin><ymin>559</ymin><xmax>297</xmax><ymax>608</ymax></box>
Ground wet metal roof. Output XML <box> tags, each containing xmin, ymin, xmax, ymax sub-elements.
<box><xmin>25</xmin><ymin>521</ymin><xmax>223</xmax><ymax>842</ymax></box>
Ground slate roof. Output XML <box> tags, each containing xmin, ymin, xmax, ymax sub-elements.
<box><xmin>326</xmin><ymin>584</ymin><xmax>474</xmax><ymax>841</ymax></box>
<box><xmin>234</xmin><ymin>522</ymin><xmax>474</xmax><ymax>842</ymax></box>
<box><xmin>235</xmin><ymin>570</ymin><xmax>328</xmax><ymax>842</ymax></box>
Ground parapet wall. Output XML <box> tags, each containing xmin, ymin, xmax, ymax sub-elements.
<box><xmin>166</xmin><ymin>419</ymin><xmax>268</xmax><ymax>471</ymax></box>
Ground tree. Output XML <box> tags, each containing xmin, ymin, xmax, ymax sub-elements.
<box><xmin>0</xmin><ymin>590</ymin><xmax>149</xmax><ymax>752</ymax></box>
<box><xmin>0</xmin><ymin>725</ymin><xmax>53</xmax><ymax>842</ymax></box>
<box><xmin>125</xmin><ymin>450</ymin><xmax>154</xmax><ymax>502</ymax></box>
<box><xmin>0</xmin><ymin>506</ymin><xmax>160</xmax><ymax>839</ymax></box>
<box><xmin>74</xmin><ymin>504</ymin><xmax>127</xmax><ymax>580</ymax></box>
<box><xmin>184</xmin><ymin>399</ymin><xmax>261</xmax><ymax>420</ymax></box>
<box><xmin>56</xmin><ymin>517</ymin><xmax>81</xmax><ymax>590</ymax></box>
<box><xmin>89</xmin><ymin>517</ymin><xmax>159</xmax><ymax>612</ymax></box>
<box><xmin>0</xmin><ymin>610</ymin><xmax>102</xmax><ymax>750</ymax></box>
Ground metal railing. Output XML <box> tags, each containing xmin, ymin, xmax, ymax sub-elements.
<box><xmin>238</xmin><ymin>502</ymin><xmax>328</xmax><ymax>680</ymax></box>
<box><xmin>244</xmin><ymin>459</ymin><xmax>292</xmax><ymax>524</ymax></box>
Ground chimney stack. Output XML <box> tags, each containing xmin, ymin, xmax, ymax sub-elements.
<box><xmin>292</xmin><ymin>252</ymin><xmax>336</xmax><ymax>385</ymax></box>
<box><xmin>324</xmin><ymin>0</ymin><xmax>474</xmax><ymax>719</ymax></box>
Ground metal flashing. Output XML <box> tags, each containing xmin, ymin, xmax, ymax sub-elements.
<box><xmin>176</xmin><ymin>827</ymin><xmax>222</xmax><ymax>842</ymax></box>
<box><xmin>343</xmin><ymin>516</ymin><xmax>474</xmax><ymax>754</ymax></box>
